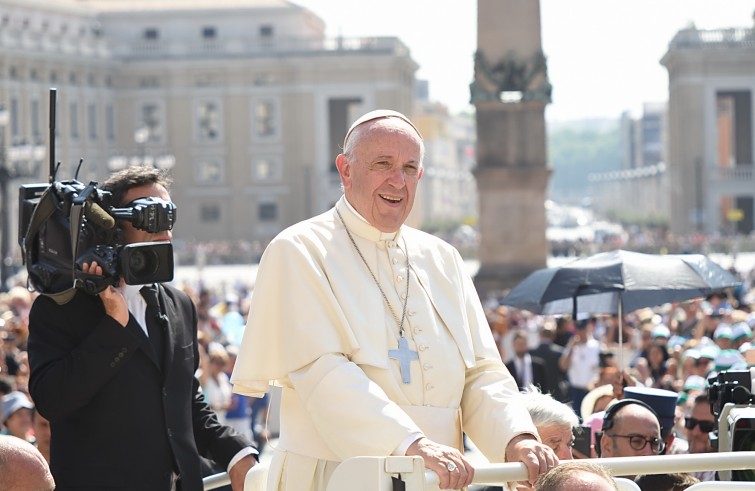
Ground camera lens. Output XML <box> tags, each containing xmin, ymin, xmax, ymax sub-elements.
<box><xmin>128</xmin><ymin>249</ymin><xmax>159</xmax><ymax>278</ymax></box>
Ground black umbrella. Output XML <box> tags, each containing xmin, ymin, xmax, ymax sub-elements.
<box><xmin>501</xmin><ymin>250</ymin><xmax>741</xmax><ymax>364</ymax></box>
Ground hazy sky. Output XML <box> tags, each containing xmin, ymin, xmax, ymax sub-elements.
<box><xmin>291</xmin><ymin>0</ymin><xmax>754</xmax><ymax>121</ymax></box>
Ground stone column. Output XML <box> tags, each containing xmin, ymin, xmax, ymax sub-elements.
<box><xmin>472</xmin><ymin>0</ymin><xmax>552</xmax><ymax>294</ymax></box>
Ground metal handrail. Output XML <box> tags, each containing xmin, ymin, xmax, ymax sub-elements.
<box><xmin>320</xmin><ymin>452</ymin><xmax>755</xmax><ymax>490</ymax></box>
<box><xmin>686</xmin><ymin>485</ymin><xmax>755</xmax><ymax>490</ymax></box>
<box><xmin>465</xmin><ymin>452</ymin><xmax>755</xmax><ymax>486</ymax></box>
<box><xmin>203</xmin><ymin>472</ymin><xmax>231</xmax><ymax>490</ymax></box>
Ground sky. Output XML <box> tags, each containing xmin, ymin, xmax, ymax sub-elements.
<box><xmin>290</xmin><ymin>0</ymin><xmax>755</xmax><ymax>121</ymax></box>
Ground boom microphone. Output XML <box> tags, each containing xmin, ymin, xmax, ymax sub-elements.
<box><xmin>84</xmin><ymin>201</ymin><xmax>116</xmax><ymax>230</ymax></box>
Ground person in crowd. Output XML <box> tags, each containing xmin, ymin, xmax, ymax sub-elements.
<box><xmin>560</xmin><ymin>318</ymin><xmax>600</xmax><ymax>414</ymax></box>
<box><xmin>506</xmin><ymin>329</ymin><xmax>548</xmax><ymax>392</ymax></box>
<box><xmin>623</xmin><ymin>386</ymin><xmax>685</xmax><ymax>455</ymax></box>
<box><xmin>0</xmin><ymin>434</ymin><xmax>55</xmax><ymax>491</ymax></box>
<box><xmin>534</xmin><ymin>461</ymin><xmax>618</xmax><ymax>491</ymax></box>
<box><xmin>595</xmin><ymin>399</ymin><xmax>665</xmax><ymax>479</ymax></box>
<box><xmin>644</xmin><ymin>341</ymin><xmax>671</xmax><ymax>388</ymax></box>
<box><xmin>249</xmin><ymin>391</ymin><xmax>271</xmax><ymax>456</ymax></box>
<box><xmin>1</xmin><ymin>390</ymin><xmax>34</xmax><ymax>442</ymax></box>
<box><xmin>712</xmin><ymin>323</ymin><xmax>733</xmax><ymax>351</ymax></box>
<box><xmin>670</xmin><ymin>300</ymin><xmax>702</xmax><ymax>338</ymax></box>
<box><xmin>198</xmin><ymin>343</ymin><xmax>233</xmax><ymax>424</ymax></box>
<box><xmin>232</xmin><ymin>109</ymin><xmax>557</xmax><ymax>490</ymax></box>
<box><xmin>684</xmin><ymin>394</ymin><xmax>717</xmax><ymax>481</ymax></box>
<box><xmin>731</xmin><ymin>321</ymin><xmax>752</xmax><ymax>350</ymax></box>
<box><xmin>630</xmin><ymin>319</ymin><xmax>655</xmax><ymax>367</ymax></box>
<box><xmin>31</xmin><ymin>407</ymin><xmax>51</xmax><ymax>463</ymax></box>
<box><xmin>223</xmin><ymin>345</ymin><xmax>252</xmax><ymax>441</ymax></box>
<box><xmin>553</xmin><ymin>316</ymin><xmax>573</xmax><ymax>348</ymax></box>
<box><xmin>481</xmin><ymin>386</ymin><xmax>581</xmax><ymax>491</ymax></box>
<box><xmin>529</xmin><ymin>321</ymin><xmax>568</xmax><ymax>402</ymax></box>
<box><xmin>28</xmin><ymin>167</ymin><xmax>256</xmax><ymax>491</ymax></box>
<box><xmin>0</xmin><ymin>375</ymin><xmax>13</xmax><ymax>397</ymax></box>
<box><xmin>634</xmin><ymin>472</ymin><xmax>699</xmax><ymax>491</ymax></box>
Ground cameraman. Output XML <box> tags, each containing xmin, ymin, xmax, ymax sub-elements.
<box><xmin>27</xmin><ymin>167</ymin><xmax>256</xmax><ymax>491</ymax></box>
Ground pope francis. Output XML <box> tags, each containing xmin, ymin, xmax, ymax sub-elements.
<box><xmin>231</xmin><ymin>109</ymin><xmax>557</xmax><ymax>490</ymax></box>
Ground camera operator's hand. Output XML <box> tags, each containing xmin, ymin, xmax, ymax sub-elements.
<box><xmin>83</xmin><ymin>262</ymin><xmax>128</xmax><ymax>327</ymax></box>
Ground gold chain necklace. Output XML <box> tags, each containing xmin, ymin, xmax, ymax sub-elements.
<box><xmin>336</xmin><ymin>208</ymin><xmax>410</xmax><ymax>337</ymax></box>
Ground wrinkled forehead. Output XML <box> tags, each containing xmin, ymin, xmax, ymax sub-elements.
<box><xmin>343</xmin><ymin>109</ymin><xmax>422</xmax><ymax>148</ymax></box>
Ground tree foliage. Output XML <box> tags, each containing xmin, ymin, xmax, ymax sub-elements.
<box><xmin>547</xmin><ymin>120</ymin><xmax>622</xmax><ymax>202</ymax></box>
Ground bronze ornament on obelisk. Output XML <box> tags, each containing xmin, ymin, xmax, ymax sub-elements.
<box><xmin>472</xmin><ymin>0</ymin><xmax>552</xmax><ymax>295</ymax></box>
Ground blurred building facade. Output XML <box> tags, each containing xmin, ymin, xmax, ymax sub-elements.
<box><xmin>588</xmin><ymin>103</ymin><xmax>670</xmax><ymax>224</ymax></box>
<box><xmin>662</xmin><ymin>15</ymin><xmax>755</xmax><ymax>236</ymax></box>
<box><xmin>412</xmin><ymin>98</ymin><xmax>477</xmax><ymax>233</ymax></box>
<box><xmin>0</xmin><ymin>0</ymin><xmax>418</xmax><ymax>252</ymax></box>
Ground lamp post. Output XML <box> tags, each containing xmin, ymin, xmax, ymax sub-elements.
<box><xmin>0</xmin><ymin>106</ymin><xmax>45</xmax><ymax>291</ymax></box>
<box><xmin>107</xmin><ymin>125</ymin><xmax>175</xmax><ymax>173</ymax></box>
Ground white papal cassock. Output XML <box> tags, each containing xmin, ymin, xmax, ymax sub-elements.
<box><xmin>232</xmin><ymin>196</ymin><xmax>537</xmax><ymax>490</ymax></box>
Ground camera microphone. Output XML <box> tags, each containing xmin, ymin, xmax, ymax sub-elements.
<box><xmin>85</xmin><ymin>201</ymin><xmax>116</xmax><ymax>230</ymax></box>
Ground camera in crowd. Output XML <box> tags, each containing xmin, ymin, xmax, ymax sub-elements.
<box><xmin>18</xmin><ymin>175</ymin><xmax>176</xmax><ymax>301</ymax></box>
<box><xmin>707</xmin><ymin>367</ymin><xmax>755</xmax><ymax>481</ymax></box>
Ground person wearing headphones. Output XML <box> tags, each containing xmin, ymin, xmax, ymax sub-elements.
<box><xmin>595</xmin><ymin>399</ymin><xmax>665</xmax><ymax>479</ymax></box>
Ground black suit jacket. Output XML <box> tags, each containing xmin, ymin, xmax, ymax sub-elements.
<box><xmin>530</xmin><ymin>341</ymin><xmax>568</xmax><ymax>401</ymax></box>
<box><xmin>505</xmin><ymin>355</ymin><xmax>548</xmax><ymax>392</ymax></box>
<box><xmin>28</xmin><ymin>284</ymin><xmax>252</xmax><ymax>491</ymax></box>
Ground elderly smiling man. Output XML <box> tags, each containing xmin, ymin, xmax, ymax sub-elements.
<box><xmin>232</xmin><ymin>109</ymin><xmax>558</xmax><ymax>490</ymax></box>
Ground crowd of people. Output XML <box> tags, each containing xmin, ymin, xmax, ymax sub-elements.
<box><xmin>484</xmin><ymin>268</ymin><xmax>755</xmax><ymax>488</ymax></box>
<box><xmin>2</xmin><ymin>107</ymin><xmax>755</xmax><ymax>491</ymax></box>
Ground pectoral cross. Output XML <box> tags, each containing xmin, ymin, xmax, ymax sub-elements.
<box><xmin>389</xmin><ymin>337</ymin><xmax>419</xmax><ymax>384</ymax></box>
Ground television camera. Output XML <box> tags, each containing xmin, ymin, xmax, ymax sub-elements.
<box><xmin>17</xmin><ymin>88</ymin><xmax>176</xmax><ymax>304</ymax></box>
<box><xmin>707</xmin><ymin>367</ymin><xmax>755</xmax><ymax>481</ymax></box>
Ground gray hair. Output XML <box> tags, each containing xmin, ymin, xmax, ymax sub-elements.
<box><xmin>521</xmin><ymin>386</ymin><xmax>579</xmax><ymax>428</ymax></box>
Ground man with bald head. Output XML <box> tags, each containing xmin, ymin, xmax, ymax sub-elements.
<box><xmin>597</xmin><ymin>400</ymin><xmax>665</xmax><ymax>459</ymax></box>
<box><xmin>233</xmin><ymin>110</ymin><xmax>557</xmax><ymax>490</ymax></box>
<box><xmin>0</xmin><ymin>435</ymin><xmax>55</xmax><ymax>491</ymax></box>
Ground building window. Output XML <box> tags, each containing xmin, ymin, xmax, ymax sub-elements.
<box><xmin>70</xmin><ymin>102</ymin><xmax>79</xmax><ymax>139</ymax></box>
<box><xmin>253</xmin><ymin>156</ymin><xmax>282</xmax><ymax>182</ymax></box>
<box><xmin>139</xmin><ymin>102</ymin><xmax>163</xmax><ymax>142</ymax></box>
<box><xmin>196</xmin><ymin>159</ymin><xmax>224</xmax><ymax>184</ymax></box>
<box><xmin>253</xmin><ymin>99</ymin><xmax>277</xmax><ymax>139</ymax></box>
<box><xmin>10</xmin><ymin>98</ymin><xmax>19</xmax><ymax>139</ymax></box>
<box><xmin>106</xmin><ymin>104</ymin><xmax>115</xmax><ymax>141</ymax></box>
<box><xmin>716</xmin><ymin>90</ymin><xmax>752</xmax><ymax>166</ymax></box>
<box><xmin>30</xmin><ymin>99</ymin><xmax>40</xmax><ymax>139</ymax></box>
<box><xmin>259</xmin><ymin>202</ymin><xmax>277</xmax><ymax>221</ymax></box>
<box><xmin>202</xmin><ymin>26</ymin><xmax>216</xmax><ymax>39</ymax></box>
<box><xmin>197</xmin><ymin>100</ymin><xmax>221</xmax><ymax>142</ymax></box>
<box><xmin>260</xmin><ymin>25</ymin><xmax>273</xmax><ymax>37</ymax></box>
<box><xmin>200</xmin><ymin>204</ymin><xmax>221</xmax><ymax>223</ymax></box>
<box><xmin>328</xmin><ymin>97</ymin><xmax>363</xmax><ymax>173</ymax></box>
<box><xmin>140</xmin><ymin>76</ymin><xmax>159</xmax><ymax>88</ymax></box>
<box><xmin>88</xmin><ymin>103</ymin><xmax>97</xmax><ymax>140</ymax></box>
<box><xmin>144</xmin><ymin>28</ymin><xmax>159</xmax><ymax>40</ymax></box>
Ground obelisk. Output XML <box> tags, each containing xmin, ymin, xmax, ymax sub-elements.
<box><xmin>472</xmin><ymin>0</ymin><xmax>552</xmax><ymax>294</ymax></box>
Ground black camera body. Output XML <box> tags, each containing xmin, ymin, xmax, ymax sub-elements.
<box><xmin>707</xmin><ymin>368</ymin><xmax>755</xmax><ymax>481</ymax></box>
<box><xmin>19</xmin><ymin>177</ymin><xmax>176</xmax><ymax>301</ymax></box>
